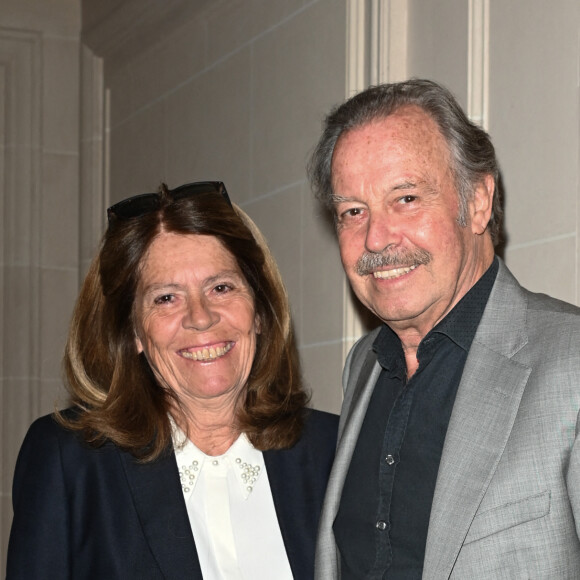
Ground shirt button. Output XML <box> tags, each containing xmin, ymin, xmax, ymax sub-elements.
<box><xmin>376</xmin><ymin>520</ymin><xmax>388</xmax><ymax>531</ymax></box>
<box><xmin>385</xmin><ymin>454</ymin><xmax>395</xmax><ymax>465</ymax></box>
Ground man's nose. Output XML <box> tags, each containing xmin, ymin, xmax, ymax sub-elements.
<box><xmin>365</xmin><ymin>210</ymin><xmax>399</xmax><ymax>253</ymax></box>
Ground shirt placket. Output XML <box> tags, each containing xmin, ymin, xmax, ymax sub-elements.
<box><xmin>371</xmin><ymin>379</ymin><xmax>416</xmax><ymax>578</ymax></box>
<box><xmin>204</xmin><ymin>457</ymin><xmax>242</xmax><ymax>579</ymax></box>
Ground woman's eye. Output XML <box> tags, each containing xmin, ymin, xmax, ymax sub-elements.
<box><xmin>214</xmin><ymin>284</ymin><xmax>232</xmax><ymax>294</ymax></box>
<box><xmin>153</xmin><ymin>294</ymin><xmax>174</xmax><ymax>305</ymax></box>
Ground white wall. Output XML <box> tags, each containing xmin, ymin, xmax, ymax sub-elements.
<box><xmin>0</xmin><ymin>0</ymin><xmax>81</xmax><ymax>569</ymax></box>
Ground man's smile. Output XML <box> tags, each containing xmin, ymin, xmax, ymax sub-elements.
<box><xmin>372</xmin><ymin>264</ymin><xmax>418</xmax><ymax>279</ymax></box>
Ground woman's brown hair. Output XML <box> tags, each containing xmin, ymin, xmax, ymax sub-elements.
<box><xmin>59</xmin><ymin>185</ymin><xmax>309</xmax><ymax>461</ymax></box>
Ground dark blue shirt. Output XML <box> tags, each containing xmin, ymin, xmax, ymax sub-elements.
<box><xmin>334</xmin><ymin>258</ymin><xmax>499</xmax><ymax>579</ymax></box>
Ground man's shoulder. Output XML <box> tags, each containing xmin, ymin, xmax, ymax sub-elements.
<box><xmin>347</xmin><ymin>327</ymin><xmax>382</xmax><ymax>364</ymax></box>
<box><xmin>493</xmin><ymin>260</ymin><xmax>579</xmax><ymax>321</ymax></box>
<box><xmin>522</xmin><ymin>290</ymin><xmax>579</xmax><ymax>354</ymax></box>
<box><xmin>498</xmin><ymin>262</ymin><xmax>579</xmax><ymax>322</ymax></box>
<box><xmin>342</xmin><ymin>327</ymin><xmax>382</xmax><ymax>396</ymax></box>
<box><xmin>491</xmin><ymin>262</ymin><xmax>579</xmax><ymax>360</ymax></box>
<box><xmin>524</xmin><ymin>288</ymin><xmax>580</xmax><ymax>319</ymax></box>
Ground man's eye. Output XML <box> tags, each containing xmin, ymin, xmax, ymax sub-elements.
<box><xmin>400</xmin><ymin>195</ymin><xmax>417</xmax><ymax>204</ymax></box>
<box><xmin>341</xmin><ymin>207</ymin><xmax>363</xmax><ymax>219</ymax></box>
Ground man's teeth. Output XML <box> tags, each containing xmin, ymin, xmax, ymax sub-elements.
<box><xmin>373</xmin><ymin>264</ymin><xmax>417</xmax><ymax>279</ymax></box>
<box><xmin>181</xmin><ymin>342</ymin><xmax>233</xmax><ymax>361</ymax></box>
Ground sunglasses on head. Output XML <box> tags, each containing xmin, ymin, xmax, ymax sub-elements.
<box><xmin>106</xmin><ymin>181</ymin><xmax>232</xmax><ymax>223</ymax></box>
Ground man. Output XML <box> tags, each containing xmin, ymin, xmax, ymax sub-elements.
<box><xmin>308</xmin><ymin>79</ymin><xmax>580</xmax><ymax>579</ymax></box>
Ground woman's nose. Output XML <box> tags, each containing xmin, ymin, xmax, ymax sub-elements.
<box><xmin>182</xmin><ymin>296</ymin><xmax>218</xmax><ymax>331</ymax></box>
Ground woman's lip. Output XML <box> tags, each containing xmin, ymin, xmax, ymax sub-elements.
<box><xmin>180</xmin><ymin>341</ymin><xmax>234</xmax><ymax>361</ymax></box>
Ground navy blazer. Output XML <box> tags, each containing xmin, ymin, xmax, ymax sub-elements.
<box><xmin>7</xmin><ymin>409</ymin><xmax>338</xmax><ymax>579</ymax></box>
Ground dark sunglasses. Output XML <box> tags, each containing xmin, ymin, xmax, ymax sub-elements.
<box><xmin>106</xmin><ymin>181</ymin><xmax>232</xmax><ymax>223</ymax></box>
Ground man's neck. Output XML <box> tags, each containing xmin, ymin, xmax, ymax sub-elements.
<box><xmin>392</xmin><ymin>253</ymin><xmax>498</xmax><ymax>378</ymax></box>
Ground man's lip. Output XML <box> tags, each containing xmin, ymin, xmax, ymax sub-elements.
<box><xmin>179</xmin><ymin>341</ymin><xmax>234</xmax><ymax>361</ymax></box>
<box><xmin>372</xmin><ymin>264</ymin><xmax>418</xmax><ymax>280</ymax></box>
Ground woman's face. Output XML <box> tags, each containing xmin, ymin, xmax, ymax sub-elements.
<box><xmin>134</xmin><ymin>232</ymin><xmax>259</xmax><ymax>409</ymax></box>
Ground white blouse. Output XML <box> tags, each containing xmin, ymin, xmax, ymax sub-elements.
<box><xmin>173</xmin><ymin>428</ymin><xmax>293</xmax><ymax>580</ymax></box>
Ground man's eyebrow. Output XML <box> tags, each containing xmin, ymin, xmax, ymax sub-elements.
<box><xmin>393</xmin><ymin>181</ymin><xmax>417</xmax><ymax>190</ymax></box>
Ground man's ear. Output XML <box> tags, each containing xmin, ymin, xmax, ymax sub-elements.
<box><xmin>470</xmin><ymin>174</ymin><xmax>494</xmax><ymax>235</ymax></box>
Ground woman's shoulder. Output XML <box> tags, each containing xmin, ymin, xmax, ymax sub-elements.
<box><xmin>304</xmin><ymin>408</ymin><xmax>339</xmax><ymax>431</ymax></box>
<box><xmin>300</xmin><ymin>408</ymin><xmax>339</xmax><ymax>447</ymax></box>
<box><xmin>24</xmin><ymin>408</ymin><xmax>79</xmax><ymax>438</ymax></box>
<box><xmin>20</xmin><ymin>407</ymin><xmax>103</xmax><ymax>459</ymax></box>
<box><xmin>24</xmin><ymin>410</ymin><xmax>68</xmax><ymax>440</ymax></box>
<box><xmin>15</xmin><ymin>408</ymin><xmax>128</xmax><ymax>488</ymax></box>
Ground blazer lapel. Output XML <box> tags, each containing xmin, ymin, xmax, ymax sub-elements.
<box><xmin>423</xmin><ymin>261</ymin><xmax>532</xmax><ymax>579</ymax></box>
<box><xmin>316</xmin><ymin>333</ymin><xmax>382</xmax><ymax>578</ymax></box>
<box><xmin>265</xmin><ymin>450</ymin><xmax>307</xmax><ymax>579</ymax></box>
<box><xmin>119</xmin><ymin>448</ymin><xmax>203</xmax><ymax>580</ymax></box>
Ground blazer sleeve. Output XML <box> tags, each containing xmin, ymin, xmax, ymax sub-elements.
<box><xmin>7</xmin><ymin>415</ymin><xmax>71</xmax><ymax>579</ymax></box>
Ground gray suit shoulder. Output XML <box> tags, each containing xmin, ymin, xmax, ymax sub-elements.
<box><xmin>342</xmin><ymin>327</ymin><xmax>382</xmax><ymax>398</ymax></box>
<box><xmin>525</xmin><ymin>288</ymin><xmax>580</xmax><ymax>318</ymax></box>
<box><xmin>522</xmin><ymin>288</ymin><xmax>579</xmax><ymax>351</ymax></box>
<box><xmin>347</xmin><ymin>327</ymin><xmax>382</xmax><ymax>367</ymax></box>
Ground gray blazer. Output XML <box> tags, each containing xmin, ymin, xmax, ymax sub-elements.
<box><xmin>316</xmin><ymin>260</ymin><xmax>580</xmax><ymax>579</ymax></box>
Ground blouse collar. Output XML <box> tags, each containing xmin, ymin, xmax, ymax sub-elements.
<box><xmin>172</xmin><ymin>423</ymin><xmax>264</xmax><ymax>501</ymax></box>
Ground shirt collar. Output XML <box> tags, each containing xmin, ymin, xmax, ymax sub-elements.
<box><xmin>429</xmin><ymin>256</ymin><xmax>498</xmax><ymax>351</ymax></box>
<box><xmin>172</xmin><ymin>424</ymin><xmax>264</xmax><ymax>501</ymax></box>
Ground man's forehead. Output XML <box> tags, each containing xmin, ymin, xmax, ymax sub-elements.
<box><xmin>340</xmin><ymin>105</ymin><xmax>443</xmax><ymax>147</ymax></box>
<box><xmin>331</xmin><ymin>106</ymin><xmax>451</xmax><ymax>177</ymax></box>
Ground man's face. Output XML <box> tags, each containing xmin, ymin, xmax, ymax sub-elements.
<box><xmin>331</xmin><ymin>105</ymin><xmax>494</xmax><ymax>339</ymax></box>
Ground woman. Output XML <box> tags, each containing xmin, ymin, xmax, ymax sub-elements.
<box><xmin>7</xmin><ymin>181</ymin><xmax>338</xmax><ymax>579</ymax></box>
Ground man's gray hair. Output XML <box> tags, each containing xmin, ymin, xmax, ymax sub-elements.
<box><xmin>308</xmin><ymin>79</ymin><xmax>502</xmax><ymax>245</ymax></box>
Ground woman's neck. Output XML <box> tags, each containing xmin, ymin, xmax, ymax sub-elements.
<box><xmin>172</xmin><ymin>401</ymin><xmax>241</xmax><ymax>456</ymax></box>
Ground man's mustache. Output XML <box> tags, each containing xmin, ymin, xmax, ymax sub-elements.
<box><xmin>356</xmin><ymin>248</ymin><xmax>432</xmax><ymax>276</ymax></box>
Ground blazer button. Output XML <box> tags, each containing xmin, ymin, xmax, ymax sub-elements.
<box><xmin>385</xmin><ymin>454</ymin><xmax>395</xmax><ymax>465</ymax></box>
<box><xmin>376</xmin><ymin>520</ymin><xmax>388</xmax><ymax>531</ymax></box>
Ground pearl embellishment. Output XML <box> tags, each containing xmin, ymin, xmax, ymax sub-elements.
<box><xmin>236</xmin><ymin>457</ymin><xmax>260</xmax><ymax>493</ymax></box>
<box><xmin>179</xmin><ymin>452</ymin><xmax>262</xmax><ymax>496</ymax></box>
<box><xmin>179</xmin><ymin>459</ymin><xmax>199</xmax><ymax>492</ymax></box>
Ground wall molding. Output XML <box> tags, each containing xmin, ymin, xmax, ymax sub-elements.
<box><xmin>0</xmin><ymin>27</ymin><xmax>42</xmax><ymax>569</ymax></box>
<box><xmin>79</xmin><ymin>45</ymin><xmax>106</xmax><ymax>279</ymax></box>
<box><xmin>468</xmin><ymin>0</ymin><xmax>490</xmax><ymax>128</ymax></box>
<box><xmin>0</xmin><ymin>28</ymin><xmax>42</xmax><ymax>411</ymax></box>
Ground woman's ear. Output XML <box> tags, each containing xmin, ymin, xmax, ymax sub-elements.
<box><xmin>135</xmin><ymin>333</ymin><xmax>144</xmax><ymax>354</ymax></box>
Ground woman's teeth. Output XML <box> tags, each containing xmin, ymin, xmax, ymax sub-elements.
<box><xmin>181</xmin><ymin>342</ymin><xmax>233</xmax><ymax>361</ymax></box>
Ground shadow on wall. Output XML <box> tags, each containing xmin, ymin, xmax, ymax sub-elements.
<box><xmin>495</xmin><ymin>172</ymin><xmax>508</xmax><ymax>261</ymax></box>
